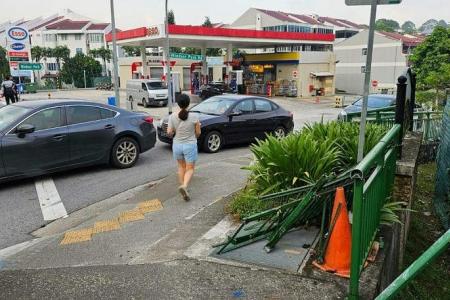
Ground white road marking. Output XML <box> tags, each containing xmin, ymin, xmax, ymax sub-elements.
<box><xmin>35</xmin><ymin>177</ymin><xmax>68</xmax><ymax>221</ymax></box>
<box><xmin>0</xmin><ymin>238</ymin><xmax>43</xmax><ymax>261</ymax></box>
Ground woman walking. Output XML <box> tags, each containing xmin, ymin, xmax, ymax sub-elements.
<box><xmin>167</xmin><ymin>94</ymin><xmax>201</xmax><ymax>201</ymax></box>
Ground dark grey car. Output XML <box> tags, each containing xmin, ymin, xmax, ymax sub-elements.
<box><xmin>337</xmin><ymin>94</ymin><xmax>396</xmax><ymax>120</ymax></box>
<box><xmin>0</xmin><ymin>100</ymin><xmax>156</xmax><ymax>183</ymax></box>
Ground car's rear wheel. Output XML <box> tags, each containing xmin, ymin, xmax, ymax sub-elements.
<box><xmin>111</xmin><ymin>137</ymin><xmax>140</xmax><ymax>168</ymax></box>
<box><xmin>142</xmin><ymin>98</ymin><xmax>149</xmax><ymax>108</ymax></box>
<box><xmin>273</xmin><ymin>126</ymin><xmax>286</xmax><ymax>139</ymax></box>
<box><xmin>203</xmin><ymin>131</ymin><xmax>223</xmax><ymax>153</ymax></box>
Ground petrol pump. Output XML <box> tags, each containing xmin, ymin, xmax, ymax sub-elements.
<box><xmin>229</xmin><ymin>70</ymin><xmax>243</xmax><ymax>94</ymax></box>
<box><xmin>190</xmin><ymin>62</ymin><xmax>203</xmax><ymax>95</ymax></box>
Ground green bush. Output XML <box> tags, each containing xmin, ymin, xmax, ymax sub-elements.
<box><xmin>229</xmin><ymin>121</ymin><xmax>388</xmax><ymax>219</ymax></box>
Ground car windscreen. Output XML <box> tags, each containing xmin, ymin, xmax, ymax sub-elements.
<box><xmin>0</xmin><ymin>105</ymin><xmax>32</xmax><ymax>132</ymax></box>
<box><xmin>190</xmin><ymin>97</ymin><xmax>236</xmax><ymax>115</ymax></box>
<box><xmin>146</xmin><ymin>82</ymin><xmax>165</xmax><ymax>90</ymax></box>
<box><xmin>353</xmin><ymin>96</ymin><xmax>394</xmax><ymax>108</ymax></box>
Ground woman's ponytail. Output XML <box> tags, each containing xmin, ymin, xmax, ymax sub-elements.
<box><xmin>177</xmin><ymin>94</ymin><xmax>191</xmax><ymax>121</ymax></box>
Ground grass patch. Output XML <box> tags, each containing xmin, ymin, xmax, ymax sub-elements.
<box><xmin>396</xmin><ymin>163</ymin><xmax>450</xmax><ymax>300</ymax></box>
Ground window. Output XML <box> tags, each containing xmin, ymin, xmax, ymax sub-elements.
<box><xmin>142</xmin><ymin>83</ymin><xmax>148</xmax><ymax>90</ymax></box>
<box><xmin>0</xmin><ymin>106</ymin><xmax>32</xmax><ymax>132</ymax></box>
<box><xmin>89</xmin><ymin>33</ymin><xmax>104</xmax><ymax>43</ymax></box>
<box><xmin>76</xmin><ymin>48</ymin><xmax>83</xmax><ymax>54</ymax></box>
<box><xmin>60</xmin><ymin>34</ymin><xmax>67</xmax><ymax>41</ymax></box>
<box><xmin>254</xmin><ymin>99</ymin><xmax>272</xmax><ymax>113</ymax></box>
<box><xmin>100</xmin><ymin>108</ymin><xmax>116</xmax><ymax>119</ymax></box>
<box><xmin>44</xmin><ymin>34</ymin><xmax>56</xmax><ymax>42</ymax></box>
<box><xmin>233</xmin><ymin>100</ymin><xmax>254</xmax><ymax>115</ymax></box>
<box><xmin>47</xmin><ymin>63</ymin><xmax>57</xmax><ymax>71</ymax></box>
<box><xmin>146</xmin><ymin>81</ymin><xmax>164</xmax><ymax>90</ymax></box>
<box><xmin>67</xmin><ymin>106</ymin><xmax>102</xmax><ymax>125</ymax></box>
<box><xmin>24</xmin><ymin>108</ymin><xmax>63</xmax><ymax>131</ymax></box>
<box><xmin>190</xmin><ymin>97</ymin><xmax>235</xmax><ymax>115</ymax></box>
<box><xmin>362</xmin><ymin>48</ymin><xmax>368</xmax><ymax>55</ymax></box>
<box><xmin>75</xmin><ymin>34</ymin><xmax>82</xmax><ymax>40</ymax></box>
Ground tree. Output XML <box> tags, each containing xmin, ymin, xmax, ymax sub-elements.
<box><xmin>31</xmin><ymin>46</ymin><xmax>44</xmax><ymax>63</ymax></box>
<box><xmin>437</xmin><ymin>20</ymin><xmax>449</xmax><ymax>28</ymax></box>
<box><xmin>409</xmin><ymin>26</ymin><xmax>450</xmax><ymax>88</ymax></box>
<box><xmin>89</xmin><ymin>47</ymin><xmax>112</xmax><ymax>76</ymax></box>
<box><xmin>375</xmin><ymin>19</ymin><xmax>400</xmax><ymax>32</ymax></box>
<box><xmin>202</xmin><ymin>16</ymin><xmax>213</xmax><ymax>27</ymax></box>
<box><xmin>168</xmin><ymin>9</ymin><xmax>175</xmax><ymax>25</ymax></box>
<box><xmin>424</xmin><ymin>64</ymin><xmax>450</xmax><ymax>106</ymax></box>
<box><xmin>60</xmin><ymin>53</ymin><xmax>102</xmax><ymax>88</ymax></box>
<box><xmin>121</xmin><ymin>46</ymin><xmax>141</xmax><ymax>56</ymax></box>
<box><xmin>401</xmin><ymin>21</ymin><xmax>416</xmax><ymax>34</ymax></box>
<box><xmin>0</xmin><ymin>46</ymin><xmax>9</xmax><ymax>81</ymax></box>
<box><xmin>50</xmin><ymin>46</ymin><xmax>70</xmax><ymax>72</ymax></box>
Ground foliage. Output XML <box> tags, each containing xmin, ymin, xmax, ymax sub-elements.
<box><xmin>419</xmin><ymin>19</ymin><xmax>448</xmax><ymax>33</ymax></box>
<box><xmin>0</xmin><ymin>46</ymin><xmax>9</xmax><ymax>80</ymax></box>
<box><xmin>50</xmin><ymin>46</ymin><xmax>70</xmax><ymax>71</ymax></box>
<box><xmin>424</xmin><ymin>64</ymin><xmax>450</xmax><ymax>105</ymax></box>
<box><xmin>89</xmin><ymin>47</ymin><xmax>112</xmax><ymax>75</ymax></box>
<box><xmin>168</xmin><ymin>9</ymin><xmax>175</xmax><ymax>25</ymax></box>
<box><xmin>121</xmin><ymin>46</ymin><xmax>141</xmax><ymax>56</ymax></box>
<box><xmin>401</xmin><ymin>21</ymin><xmax>416</xmax><ymax>34</ymax></box>
<box><xmin>416</xmin><ymin>90</ymin><xmax>446</xmax><ymax>110</ymax></box>
<box><xmin>229</xmin><ymin>122</ymin><xmax>388</xmax><ymax>218</ymax></box>
<box><xmin>60</xmin><ymin>53</ymin><xmax>102</xmax><ymax>88</ymax></box>
<box><xmin>375</xmin><ymin>19</ymin><xmax>400</xmax><ymax>32</ymax></box>
<box><xmin>31</xmin><ymin>46</ymin><xmax>44</xmax><ymax>62</ymax></box>
<box><xmin>202</xmin><ymin>16</ymin><xmax>213</xmax><ymax>27</ymax></box>
<box><xmin>410</xmin><ymin>27</ymin><xmax>450</xmax><ymax>89</ymax></box>
<box><xmin>380</xmin><ymin>200</ymin><xmax>410</xmax><ymax>225</ymax></box>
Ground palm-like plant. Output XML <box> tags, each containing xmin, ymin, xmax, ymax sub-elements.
<box><xmin>51</xmin><ymin>46</ymin><xmax>70</xmax><ymax>72</ymax></box>
<box><xmin>89</xmin><ymin>47</ymin><xmax>112</xmax><ymax>76</ymax></box>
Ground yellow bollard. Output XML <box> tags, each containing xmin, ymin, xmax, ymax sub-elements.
<box><xmin>48</xmin><ymin>93</ymin><xmax>51</xmax><ymax>99</ymax></box>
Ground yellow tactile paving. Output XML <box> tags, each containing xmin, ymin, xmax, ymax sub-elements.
<box><xmin>92</xmin><ymin>219</ymin><xmax>121</xmax><ymax>234</ymax></box>
<box><xmin>138</xmin><ymin>199</ymin><xmax>163</xmax><ymax>214</ymax></box>
<box><xmin>60</xmin><ymin>228</ymin><xmax>94</xmax><ymax>245</ymax></box>
<box><xmin>118</xmin><ymin>209</ymin><xmax>145</xmax><ymax>224</ymax></box>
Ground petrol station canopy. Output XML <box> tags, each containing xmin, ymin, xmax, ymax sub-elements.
<box><xmin>106</xmin><ymin>24</ymin><xmax>335</xmax><ymax>49</ymax></box>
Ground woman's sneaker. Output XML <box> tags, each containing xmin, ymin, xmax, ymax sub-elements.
<box><xmin>178</xmin><ymin>185</ymin><xmax>190</xmax><ymax>201</ymax></box>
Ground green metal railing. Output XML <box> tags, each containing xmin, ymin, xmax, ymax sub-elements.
<box><xmin>348</xmin><ymin>124</ymin><xmax>401</xmax><ymax>300</ymax></box>
<box><xmin>344</xmin><ymin>108</ymin><xmax>443</xmax><ymax>142</ymax></box>
<box><xmin>375</xmin><ymin>229</ymin><xmax>450</xmax><ymax>300</ymax></box>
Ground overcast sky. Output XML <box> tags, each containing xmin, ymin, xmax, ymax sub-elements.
<box><xmin>2</xmin><ymin>0</ymin><xmax>449</xmax><ymax>30</ymax></box>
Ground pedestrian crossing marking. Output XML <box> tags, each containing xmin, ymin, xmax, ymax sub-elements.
<box><xmin>60</xmin><ymin>228</ymin><xmax>93</xmax><ymax>245</ymax></box>
<box><xmin>93</xmin><ymin>219</ymin><xmax>121</xmax><ymax>234</ymax></box>
<box><xmin>118</xmin><ymin>209</ymin><xmax>145</xmax><ymax>224</ymax></box>
<box><xmin>138</xmin><ymin>199</ymin><xmax>163</xmax><ymax>214</ymax></box>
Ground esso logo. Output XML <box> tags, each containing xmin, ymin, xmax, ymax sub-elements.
<box><xmin>8</xmin><ymin>27</ymin><xmax>28</xmax><ymax>41</ymax></box>
<box><xmin>147</xmin><ymin>27</ymin><xmax>160</xmax><ymax>36</ymax></box>
<box><xmin>10</xmin><ymin>43</ymin><xmax>25</xmax><ymax>51</ymax></box>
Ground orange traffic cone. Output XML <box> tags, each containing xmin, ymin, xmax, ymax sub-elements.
<box><xmin>313</xmin><ymin>187</ymin><xmax>351</xmax><ymax>278</ymax></box>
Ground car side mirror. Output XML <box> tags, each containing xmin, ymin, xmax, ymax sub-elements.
<box><xmin>16</xmin><ymin>124</ymin><xmax>35</xmax><ymax>137</ymax></box>
<box><xmin>228</xmin><ymin>111</ymin><xmax>242</xmax><ymax>117</ymax></box>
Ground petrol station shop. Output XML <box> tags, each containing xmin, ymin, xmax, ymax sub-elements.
<box><xmin>107</xmin><ymin>24</ymin><xmax>336</xmax><ymax>98</ymax></box>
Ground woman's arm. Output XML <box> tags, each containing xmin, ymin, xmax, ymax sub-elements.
<box><xmin>195</xmin><ymin>120</ymin><xmax>201</xmax><ymax>138</ymax></box>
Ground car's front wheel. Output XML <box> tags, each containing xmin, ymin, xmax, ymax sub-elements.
<box><xmin>142</xmin><ymin>98</ymin><xmax>149</xmax><ymax>108</ymax></box>
<box><xmin>273</xmin><ymin>126</ymin><xmax>286</xmax><ymax>139</ymax></box>
<box><xmin>111</xmin><ymin>137</ymin><xmax>140</xmax><ymax>168</ymax></box>
<box><xmin>203</xmin><ymin>131</ymin><xmax>223</xmax><ymax>153</ymax></box>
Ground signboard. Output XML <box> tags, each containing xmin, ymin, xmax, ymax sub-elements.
<box><xmin>206</xmin><ymin>57</ymin><xmax>224</xmax><ymax>66</ymax></box>
<box><xmin>371</xmin><ymin>80</ymin><xmax>378</xmax><ymax>87</ymax></box>
<box><xmin>170</xmin><ymin>52</ymin><xmax>203</xmax><ymax>61</ymax></box>
<box><xmin>345</xmin><ymin>0</ymin><xmax>401</xmax><ymax>5</ymax></box>
<box><xmin>6</xmin><ymin>26</ymin><xmax>32</xmax><ymax>77</ymax></box>
<box><xmin>292</xmin><ymin>70</ymin><xmax>299</xmax><ymax>79</ymax></box>
<box><xmin>19</xmin><ymin>63</ymin><xmax>43</xmax><ymax>71</ymax></box>
<box><xmin>146</xmin><ymin>25</ymin><xmax>165</xmax><ymax>38</ymax></box>
<box><xmin>161</xmin><ymin>61</ymin><xmax>176</xmax><ymax>67</ymax></box>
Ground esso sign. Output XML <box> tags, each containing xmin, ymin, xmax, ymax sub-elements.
<box><xmin>8</xmin><ymin>27</ymin><xmax>28</xmax><ymax>41</ymax></box>
<box><xmin>147</xmin><ymin>27</ymin><xmax>160</xmax><ymax>36</ymax></box>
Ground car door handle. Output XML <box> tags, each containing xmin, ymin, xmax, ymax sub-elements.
<box><xmin>53</xmin><ymin>134</ymin><xmax>66</xmax><ymax>141</ymax></box>
<box><xmin>104</xmin><ymin>124</ymin><xmax>115</xmax><ymax>130</ymax></box>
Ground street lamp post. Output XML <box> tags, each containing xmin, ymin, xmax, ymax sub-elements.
<box><xmin>83</xmin><ymin>70</ymin><xmax>87</xmax><ymax>88</ymax></box>
<box><xmin>110</xmin><ymin>0</ymin><xmax>121</xmax><ymax>108</ymax></box>
<box><xmin>164</xmin><ymin>0</ymin><xmax>173</xmax><ymax>114</ymax></box>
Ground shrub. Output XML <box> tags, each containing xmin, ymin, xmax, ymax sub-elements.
<box><xmin>229</xmin><ymin>121</ymin><xmax>388</xmax><ymax>218</ymax></box>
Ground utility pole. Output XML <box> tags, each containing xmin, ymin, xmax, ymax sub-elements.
<box><xmin>164</xmin><ymin>0</ymin><xmax>173</xmax><ymax>114</ymax></box>
<box><xmin>110</xmin><ymin>0</ymin><xmax>120</xmax><ymax>107</ymax></box>
<box><xmin>83</xmin><ymin>70</ymin><xmax>87</xmax><ymax>88</ymax></box>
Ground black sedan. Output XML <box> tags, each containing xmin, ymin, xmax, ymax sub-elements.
<box><xmin>199</xmin><ymin>82</ymin><xmax>232</xmax><ymax>100</ymax></box>
<box><xmin>0</xmin><ymin>100</ymin><xmax>156</xmax><ymax>183</ymax></box>
<box><xmin>157</xmin><ymin>95</ymin><xmax>294</xmax><ymax>153</ymax></box>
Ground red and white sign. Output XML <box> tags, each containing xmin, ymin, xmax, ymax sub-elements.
<box><xmin>292</xmin><ymin>70</ymin><xmax>298</xmax><ymax>79</ymax></box>
<box><xmin>372</xmin><ymin>80</ymin><xmax>378</xmax><ymax>87</ymax></box>
<box><xmin>161</xmin><ymin>61</ymin><xmax>176</xmax><ymax>67</ymax></box>
<box><xmin>8</xmin><ymin>51</ymin><xmax>29</xmax><ymax>58</ymax></box>
<box><xmin>9</xmin><ymin>62</ymin><xmax>19</xmax><ymax>69</ymax></box>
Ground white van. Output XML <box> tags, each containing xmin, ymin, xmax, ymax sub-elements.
<box><xmin>126</xmin><ymin>79</ymin><xmax>168</xmax><ymax>107</ymax></box>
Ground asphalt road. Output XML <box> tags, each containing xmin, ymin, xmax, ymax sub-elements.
<box><xmin>0</xmin><ymin>90</ymin><xmax>341</xmax><ymax>251</ymax></box>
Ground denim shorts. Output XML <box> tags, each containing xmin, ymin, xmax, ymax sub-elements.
<box><xmin>172</xmin><ymin>143</ymin><xmax>198</xmax><ymax>163</ymax></box>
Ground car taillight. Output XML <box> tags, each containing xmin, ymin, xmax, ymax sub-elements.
<box><xmin>144</xmin><ymin>116</ymin><xmax>154</xmax><ymax>124</ymax></box>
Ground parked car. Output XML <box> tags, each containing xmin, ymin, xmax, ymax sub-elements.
<box><xmin>157</xmin><ymin>95</ymin><xmax>294</xmax><ymax>153</ymax></box>
<box><xmin>126</xmin><ymin>79</ymin><xmax>168</xmax><ymax>108</ymax></box>
<box><xmin>199</xmin><ymin>81</ymin><xmax>232</xmax><ymax>100</ymax></box>
<box><xmin>338</xmin><ymin>94</ymin><xmax>396</xmax><ymax>120</ymax></box>
<box><xmin>0</xmin><ymin>100</ymin><xmax>156</xmax><ymax>183</ymax></box>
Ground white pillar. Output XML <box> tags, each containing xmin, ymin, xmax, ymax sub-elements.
<box><xmin>201</xmin><ymin>46</ymin><xmax>207</xmax><ymax>84</ymax></box>
<box><xmin>140</xmin><ymin>46</ymin><xmax>148</xmax><ymax>77</ymax></box>
<box><xmin>226</xmin><ymin>43</ymin><xmax>233</xmax><ymax>79</ymax></box>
